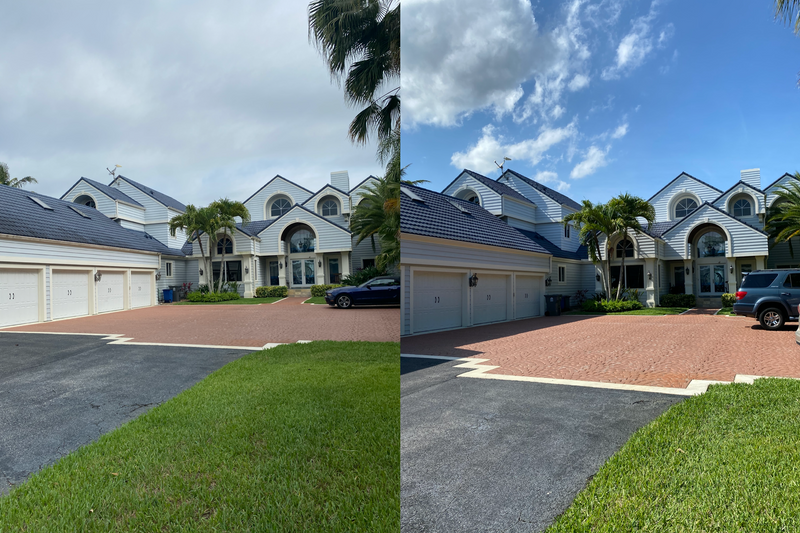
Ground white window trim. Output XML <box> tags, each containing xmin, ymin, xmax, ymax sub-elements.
<box><xmin>565</xmin><ymin>225</ymin><xmax>571</xmax><ymax>239</ymax></box>
<box><xmin>558</xmin><ymin>265</ymin><xmax>566</xmax><ymax>283</ymax></box>
<box><xmin>165</xmin><ymin>262</ymin><xmax>173</xmax><ymax>278</ymax></box>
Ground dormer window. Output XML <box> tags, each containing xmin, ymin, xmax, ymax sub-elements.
<box><xmin>616</xmin><ymin>239</ymin><xmax>634</xmax><ymax>258</ymax></box>
<box><xmin>733</xmin><ymin>198</ymin><xmax>752</xmax><ymax>217</ymax></box>
<box><xmin>565</xmin><ymin>225</ymin><xmax>571</xmax><ymax>239</ymax></box>
<box><xmin>675</xmin><ymin>198</ymin><xmax>698</xmax><ymax>218</ymax></box>
<box><xmin>465</xmin><ymin>194</ymin><xmax>480</xmax><ymax>204</ymax></box>
<box><xmin>217</xmin><ymin>236</ymin><xmax>233</xmax><ymax>255</ymax></box>
<box><xmin>321</xmin><ymin>199</ymin><xmax>338</xmax><ymax>216</ymax></box>
<box><xmin>271</xmin><ymin>198</ymin><xmax>291</xmax><ymax>217</ymax></box>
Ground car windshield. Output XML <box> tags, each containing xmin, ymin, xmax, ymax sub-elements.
<box><xmin>359</xmin><ymin>279</ymin><xmax>376</xmax><ymax>288</ymax></box>
<box><xmin>740</xmin><ymin>273</ymin><xmax>779</xmax><ymax>289</ymax></box>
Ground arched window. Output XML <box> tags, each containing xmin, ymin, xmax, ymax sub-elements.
<box><xmin>74</xmin><ymin>195</ymin><xmax>96</xmax><ymax>209</ymax></box>
<box><xmin>271</xmin><ymin>198</ymin><xmax>291</xmax><ymax>217</ymax></box>
<box><xmin>616</xmin><ymin>239</ymin><xmax>634</xmax><ymax>258</ymax></box>
<box><xmin>697</xmin><ymin>231</ymin><xmax>725</xmax><ymax>257</ymax></box>
<box><xmin>321</xmin><ymin>199</ymin><xmax>338</xmax><ymax>216</ymax></box>
<box><xmin>217</xmin><ymin>236</ymin><xmax>233</xmax><ymax>255</ymax></box>
<box><xmin>675</xmin><ymin>198</ymin><xmax>698</xmax><ymax>218</ymax></box>
<box><xmin>465</xmin><ymin>194</ymin><xmax>480</xmax><ymax>204</ymax></box>
<box><xmin>733</xmin><ymin>198</ymin><xmax>752</xmax><ymax>217</ymax></box>
<box><xmin>290</xmin><ymin>229</ymin><xmax>315</xmax><ymax>253</ymax></box>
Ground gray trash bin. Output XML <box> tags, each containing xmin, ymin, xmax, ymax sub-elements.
<box><xmin>546</xmin><ymin>294</ymin><xmax>561</xmax><ymax>316</ymax></box>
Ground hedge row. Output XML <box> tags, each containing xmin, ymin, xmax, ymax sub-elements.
<box><xmin>721</xmin><ymin>293</ymin><xmax>736</xmax><ymax>307</ymax></box>
<box><xmin>659</xmin><ymin>294</ymin><xmax>696</xmax><ymax>307</ymax></box>
<box><xmin>186</xmin><ymin>291</ymin><xmax>241</xmax><ymax>302</ymax></box>
<box><xmin>255</xmin><ymin>286</ymin><xmax>289</xmax><ymax>298</ymax></box>
<box><xmin>310</xmin><ymin>284</ymin><xmax>344</xmax><ymax>297</ymax></box>
<box><xmin>582</xmin><ymin>299</ymin><xmax>644</xmax><ymax>313</ymax></box>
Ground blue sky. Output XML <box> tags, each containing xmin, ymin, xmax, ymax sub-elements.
<box><xmin>402</xmin><ymin>0</ymin><xmax>800</xmax><ymax>203</ymax></box>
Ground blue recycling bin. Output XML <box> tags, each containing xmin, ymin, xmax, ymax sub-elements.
<box><xmin>163</xmin><ymin>289</ymin><xmax>174</xmax><ymax>303</ymax></box>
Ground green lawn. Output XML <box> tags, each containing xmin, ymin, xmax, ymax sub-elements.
<box><xmin>304</xmin><ymin>297</ymin><xmax>329</xmax><ymax>305</ymax></box>
<box><xmin>564</xmin><ymin>307</ymin><xmax>690</xmax><ymax>316</ymax></box>
<box><xmin>548</xmin><ymin>379</ymin><xmax>800</xmax><ymax>532</ymax></box>
<box><xmin>174</xmin><ymin>297</ymin><xmax>282</xmax><ymax>305</ymax></box>
<box><xmin>0</xmin><ymin>341</ymin><xmax>399</xmax><ymax>532</ymax></box>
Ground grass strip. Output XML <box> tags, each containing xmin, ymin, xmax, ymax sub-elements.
<box><xmin>716</xmin><ymin>306</ymin><xmax>737</xmax><ymax>316</ymax></box>
<box><xmin>564</xmin><ymin>307</ymin><xmax>689</xmax><ymax>316</ymax></box>
<box><xmin>173</xmin><ymin>297</ymin><xmax>282</xmax><ymax>305</ymax></box>
<box><xmin>304</xmin><ymin>297</ymin><xmax>329</xmax><ymax>305</ymax></box>
<box><xmin>0</xmin><ymin>341</ymin><xmax>399</xmax><ymax>532</ymax></box>
<box><xmin>548</xmin><ymin>378</ymin><xmax>800</xmax><ymax>532</ymax></box>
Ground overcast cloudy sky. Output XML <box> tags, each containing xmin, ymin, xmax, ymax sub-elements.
<box><xmin>402</xmin><ymin>0</ymin><xmax>800</xmax><ymax>202</ymax></box>
<box><xmin>0</xmin><ymin>1</ymin><xmax>381</xmax><ymax>205</ymax></box>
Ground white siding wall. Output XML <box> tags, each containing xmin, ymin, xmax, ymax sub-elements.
<box><xmin>650</xmin><ymin>174</ymin><xmax>721</xmax><ymax>222</ymax></box>
<box><xmin>401</xmin><ymin>238</ymin><xmax>551</xmax><ymax>273</ymax></box>
<box><xmin>258</xmin><ymin>208</ymin><xmax>352</xmax><ymax>255</ymax></box>
<box><xmin>546</xmin><ymin>260</ymin><xmax>587</xmax><ymax>303</ymax></box>
<box><xmin>62</xmin><ymin>183</ymin><xmax>116</xmax><ymax>219</ymax></box>
<box><xmin>502</xmin><ymin>197</ymin><xmax>536</xmax><ymax>224</ymax></box>
<box><xmin>351</xmin><ymin>236</ymin><xmax>380</xmax><ymax>271</ymax></box>
<box><xmin>0</xmin><ymin>237</ymin><xmax>160</xmax><ymax>268</ymax></box>
<box><xmin>244</xmin><ymin>178</ymin><xmax>313</xmax><ymax>222</ymax></box>
<box><xmin>350</xmin><ymin>178</ymin><xmax>379</xmax><ymax>210</ymax></box>
<box><xmin>156</xmin><ymin>259</ymin><xmax>199</xmax><ymax>294</ymax></box>
<box><xmin>111</xmin><ymin>180</ymin><xmax>170</xmax><ymax>222</ymax></box>
<box><xmin>306</xmin><ymin>188</ymin><xmax>351</xmax><ymax>216</ymax></box>
<box><xmin>117</xmin><ymin>202</ymin><xmax>146</xmax><ymax>224</ymax></box>
<box><xmin>442</xmin><ymin>173</ymin><xmax>503</xmax><ymax>214</ymax></box>
<box><xmin>766</xmin><ymin>176</ymin><xmax>798</xmax><ymax>208</ymax></box>
<box><xmin>767</xmin><ymin>239</ymin><xmax>800</xmax><ymax>268</ymax></box>
<box><xmin>536</xmin><ymin>222</ymin><xmax>563</xmax><ymax>248</ymax></box>
<box><xmin>498</xmin><ymin>175</ymin><xmax>562</xmax><ymax>222</ymax></box>
<box><xmin>505</xmin><ymin>217</ymin><xmax>537</xmax><ymax>232</ymax></box>
<box><xmin>119</xmin><ymin>220</ymin><xmax>146</xmax><ymax>232</ymax></box>
<box><xmin>661</xmin><ymin>205</ymin><xmax>769</xmax><ymax>259</ymax></box>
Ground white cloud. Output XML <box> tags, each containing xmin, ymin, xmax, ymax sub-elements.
<box><xmin>571</xmin><ymin>145</ymin><xmax>609</xmax><ymax>178</ymax></box>
<box><xmin>611</xmin><ymin>123</ymin><xmax>628</xmax><ymax>139</ymax></box>
<box><xmin>658</xmin><ymin>23</ymin><xmax>675</xmax><ymax>48</ymax></box>
<box><xmin>451</xmin><ymin>121</ymin><xmax>577</xmax><ymax>174</ymax></box>
<box><xmin>568</xmin><ymin>73</ymin><xmax>591</xmax><ymax>91</ymax></box>
<box><xmin>601</xmin><ymin>1</ymin><xmax>670</xmax><ymax>80</ymax></box>
<box><xmin>532</xmin><ymin>170</ymin><xmax>571</xmax><ymax>191</ymax></box>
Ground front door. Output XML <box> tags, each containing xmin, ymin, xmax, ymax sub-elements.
<box><xmin>673</xmin><ymin>266</ymin><xmax>685</xmax><ymax>293</ymax></box>
<box><xmin>269</xmin><ymin>261</ymin><xmax>279</xmax><ymax>285</ymax></box>
<box><xmin>291</xmin><ymin>259</ymin><xmax>315</xmax><ymax>286</ymax></box>
<box><xmin>699</xmin><ymin>264</ymin><xmax>726</xmax><ymax>294</ymax></box>
<box><xmin>328</xmin><ymin>258</ymin><xmax>340</xmax><ymax>284</ymax></box>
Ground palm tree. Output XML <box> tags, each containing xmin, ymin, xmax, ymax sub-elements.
<box><xmin>564</xmin><ymin>201</ymin><xmax>621</xmax><ymax>298</ymax></box>
<box><xmin>0</xmin><ymin>163</ymin><xmax>37</xmax><ymax>188</ymax></box>
<box><xmin>608</xmin><ymin>193</ymin><xmax>656</xmax><ymax>300</ymax></box>
<box><xmin>209</xmin><ymin>199</ymin><xmax>251</xmax><ymax>292</ymax></box>
<box><xmin>765</xmin><ymin>174</ymin><xmax>800</xmax><ymax>257</ymax></box>
<box><xmin>308</xmin><ymin>0</ymin><xmax>400</xmax><ymax>147</ymax></box>
<box><xmin>775</xmin><ymin>0</ymin><xmax>800</xmax><ymax>34</ymax></box>
<box><xmin>169</xmin><ymin>205</ymin><xmax>221</xmax><ymax>292</ymax></box>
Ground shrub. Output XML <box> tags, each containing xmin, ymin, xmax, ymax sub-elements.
<box><xmin>660</xmin><ymin>293</ymin><xmax>696</xmax><ymax>308</ymax></box>
<box><xmin>311</xmin><ymin>284</ymin><xmax>344</xmax><ymax>297</ymax></box>
<box><xmin>581</xmin><ymin>299</ymin><xmax>643</xmax><ymax>313</ymax></box>
<box><xmin>255</xmin><ymin>286</ymin><xmax>289</xmax><ymax>298</ymax></box>
<box><xmin>624</xmin><ymin>288</ymin><xmax>641</xmax><ymax>302</ymax></box>
<box><xmin>721</xmin><ymin>293</ymin><xmax>736</xmax><ymax>307</ymax></box>
<box><xmin>186</xmin><ymin>291</ymin><xmax>241</xmax><ymax>302</ymax></box>
<box><xmin>198</xmin><ymin>284</ymin><xmax>210</xmax><ymax>295</ymax></box>
<box><xmin>340</xmin><ymin>265</ymin><xmax>388</xmax><ymax>286</ymax></box>
<box><xmin>573</xmin><ymin>289</ymin><xmax>590</xmax><ymax>306</ymax></box>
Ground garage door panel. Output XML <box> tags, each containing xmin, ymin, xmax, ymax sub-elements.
<box><xmin>0</xmin><ymin>270</ymin><xmax>39</xmax><ymax>327</ymax></box>
<box><xmin>413</xmin><ymin>271</ymin><xmax>463</xmax><ymax>334</ymax></box>
<box><xmin>52</xmin><ymin>271</ymin><xmax>90</xmax><ymax>320</ymax></box>
<box><xmin>474</xmin><ymin>274</ymin><xmax>508</xmax><ymax>325</ymax></box>
<box><xmin>97</xmin><ymin>272</ymin><xmax>124</xmax><ymax>313</ymax></box>
<box><xmin>515</xmin><ymin>275</ymin><xmax>541</xmax><ymax>319</ymax></box>
<box><xmin>131</xmin><ymin>272</ymin><xmax>151</xmax><ymax>309</ymax></box>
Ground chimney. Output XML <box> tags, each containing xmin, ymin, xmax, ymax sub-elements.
<box><xmin>740</xmin><ymin>168</ymin><xmax>761</xmax><ymax>190</ymax></box>
<box><xmin>331</xmin><ymin>170</ymin><xmax>350</xmax><ymax>192</ymax></box>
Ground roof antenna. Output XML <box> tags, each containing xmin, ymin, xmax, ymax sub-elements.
<box><xmin>494</xmin><ymin>157</ymin><xmax>511</xmax><ymax>173</ymax></box>
<box><xmin>107</xmin><ymin>164</ymin><xmax>122</xmax><ymax>178</ymax></box>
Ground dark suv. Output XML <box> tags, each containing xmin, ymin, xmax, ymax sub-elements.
<box><xmin>733</xmin><ymin>269</ymin><xmax>800</xmax><ymax>330</ymax></box>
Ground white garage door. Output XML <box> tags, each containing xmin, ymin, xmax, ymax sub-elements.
<box><xmin>412</xmin><ymin>271</ymin><xmax>463</xmax><ymax>334</ymax></box>
<box><xmin>515</xmin><ymin>275</ymin><xmax>542</xmax><ymax>319</ymax></box>
<box><xmin>97</xmin><ymin>272</ymin><xmax>124</xmax><ymax>313</ymax></box>
<box><xmin>52</xmin><ymin>271</ymin><xmax>90</xmax><ymax>320</ymax></box>
<box><xmin>130</xmin><ymin>272</ymin><xmax>152</xmax><ymax>309</ymax></box>
<box><xmin>0</xmin><ymin>270</ymin><xmax>39</xmax><ymax>327</ymax></box>
<box><xmin>473</xmin><ymin>274</ymin><xmax>508</xmax><ymax>325</ymax></box>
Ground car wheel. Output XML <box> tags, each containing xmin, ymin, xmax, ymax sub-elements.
<box><xmin>336</xmin><ymin>295</ymin><xmax>352</xmax><ymax>309</ymax></box>
<box><xmin>759</xmin><ymin>308</ymin><xmax>785</xmax><ymax>330</ymax></box>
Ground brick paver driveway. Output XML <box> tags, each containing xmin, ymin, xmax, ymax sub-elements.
<box><xmin>401</xmin><ymin>314</ymin><xmax>800</xmax><ymax>389</ymax></box>
<box><xmin>7</xmin><ymin>297</ymin><xmax>399</xmax><ymax>347</ymax></box>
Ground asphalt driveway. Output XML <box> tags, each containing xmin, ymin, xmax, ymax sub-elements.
<box><xmin>6</xmin><ymin>297</ymin><xmax>399</xmax><ymax>346</ymax></box>
<box><xmin>401</xmin><ymin>356</ymin><xmax>682</xmax><ymax>532</ymax></box>
<box><xmin>0</xmin><ymin>332</ymin><xmax>248</xmax><ymax>496</ymax></box>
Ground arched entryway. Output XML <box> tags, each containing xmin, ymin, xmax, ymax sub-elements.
<box><xmin>688</xmin><ymin>223</ymin><xmax>728</xmax><ymax>296</ymax></box>
<box><xmin>281</xmin><ymin>223</ymin><xmax>318</xmax><ymax>288</ymax></box>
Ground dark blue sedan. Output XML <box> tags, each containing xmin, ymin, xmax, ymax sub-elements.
<box><xmin>325</xmin><ymin>276</ymin><xmax>400</xmax><ymax>308</ymax></box>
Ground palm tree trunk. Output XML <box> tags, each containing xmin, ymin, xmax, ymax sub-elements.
<box><xmin>616</xmin><ymin>232</ymin><xmax>626</xmax><ymax>300</ymax></box>
<box><xmin>196</xmin><ymin>233</ymin><xmax>210</xmax><ymax>294</ymax></box>
<box><xmin>219</xmin><ymin>230</ymin><xmax>228</xmax><ymax>293</ymax></box>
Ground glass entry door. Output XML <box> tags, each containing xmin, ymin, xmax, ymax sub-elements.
<box><xmin>699</xmin><ymin>264</ymin><xmax>725</xmax><ymax>293</ymax></box>
<box><xmin>269</xmin><ymin>261</ymin><xmax>279</xmax><ymax>285</ymax></box>
<box><xmin>673</xmin><ymin>266</ymin><xmax>685</xmax><ymax>293</ymax></box>
<box><xmin>291</xmin><ymin>259</ymin><xmax>315</xmax><ymax>286</ymax></box>
<box><xmin>328</xmin><ymin>258</ymin><xmax>340</xmax><ymax>284</ymax></box>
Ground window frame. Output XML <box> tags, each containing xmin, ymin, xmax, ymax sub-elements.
<box><xmin>675</xmin><ymin>197</ymin><xmax>698</xmax><ymax>218</ymax></box>
<box><xmin>165</xmin><ymin>261</ymin><xmax>173</xmax><ymax>278</ymax></box>
<box><xmin>558</xmin><ymin>265</ymin><xmax>566</xmax><ymax>283</ymax></box>
<box><xmin>362</xmin><ymin>258</ymin><xmax>376</xmax><ymax>269</ymax></box>
<box><xmin>321</xmin><ymin>199</ymin><xmax>339</xmax><ymax>217</ymax></box>
<box><xmin>216</xmin><ymin>236</ymin><xmax>234</xmax><ymax>255</ymax></box>
<box><xmin>565</xmin><ymin>225</ymin><xmax>571</xmax><ymax>239</ymax></box>
<box><xmin>615</xmin><ymin>239</ymin><xmax>634</xmax><ymax>259</ymax></box>
<box><xmin>270</xmin><ymin>197</ymin><xmax>292</xmax><ymax>218</ymax></box>
<box><xmin>732</xmin><ymin>198</ymin><xmax>752</xmax><ymax>217</ymax></box>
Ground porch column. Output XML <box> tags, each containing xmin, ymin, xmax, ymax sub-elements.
<box><xmin>683</xmin><ymin>259</ymin><xmax>693</xmax><ymax>295</ymax></box>
<box><xmin>726</xmin><ymin>258</ymin><xmax>738</xmax><ymax>294</ymax></box>
<box><xmin>278</xmin><ymin>255</ymin><xmax>287</xmax><ymax>286</ymax></box>
<box><xmin>756</xmin><ymin>256</ymin><xmax>766</xmax><ymax>271</ymax></box>
<box><xmin>243</xmin><ymin>255</ymin><xmax>254</xmax><ymax>298</ymax></box>
<box><xmin>645</xmin><ymin>259</ymin><xmax>656</xmax><ymax>308</ymax></box>
<box><xmin>341</xmin><ymin>251</ymin><xmax>351</xmax><ymax>277</ymax></box>
<box><xmin>315</xmin><ymin>253</ymin><xmax>325</xmax><ymax>285</ymax></box>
